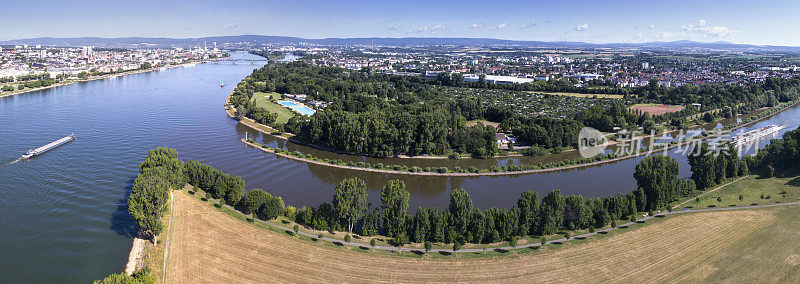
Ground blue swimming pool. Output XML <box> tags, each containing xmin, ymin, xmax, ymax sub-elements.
<box><xmin>294</xmin><ymin>106</ymin><xmax>316</xmax><ymax>115</ymax></box>
<box><xmin>278</xmin><ymin>101</ymin><xmax>316</xmax><ymax>115</ymax></box>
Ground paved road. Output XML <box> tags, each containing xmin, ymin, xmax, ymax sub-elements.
<box><xmin>207</xmin><ymin>192</ymin><xmax>800</xmax><ymax>254</ymax></box>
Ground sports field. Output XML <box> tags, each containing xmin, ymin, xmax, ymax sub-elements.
<box><xmin>630</xmin><ymin>103</ymin><xmax>685</xmax><ymax>116</ymax></box>
<box><xmin>162</xmin><ymin>188</ymin><xmax>800</xmax><ymax>283</ymax></box>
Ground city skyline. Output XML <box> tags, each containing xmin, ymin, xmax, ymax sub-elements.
<box><xmin>3</xmin><ymin>0</ymin><xmax>800</xmax><ymax>46</ymax></box>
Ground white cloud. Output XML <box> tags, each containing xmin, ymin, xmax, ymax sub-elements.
<box><xmin>519</xmin><ymin>20</ymin><xmax>538</xmax><ymax>29</ymax></box>
<box><xmin>409</xmin><ymin>25</ymin><xmax>448</xmax><ymax>34</ymax></box>
<box><xmin>575</xmin><ymin>23</ymin><xmax>589</xmax><ymax>32</ymax></box>
<box><xmin>648</xmin><ymin>24</ymin><xmax>656</xmax><ymax>32</ymax></box>
<box><xmin>679</xmin><ymin>19</ymin><xmax>738</xmax><ymax>38</ymax></box>
<box><xmin>467</xmin><ymin>23</ymin><xmax>483</xmax><ymax>29</ymax></box>
<box><xmin>635</xmin><ymin>32</ymin><xmax>645</xmax><ymax>41</ymax></box>
<box><xmin>387</xmin><ymin>25</ymin><xmax>400</xmax><ymax>31</ymax></box>
<box><xmin>495</xmin><ymin>23</ymin><xmax>508</xmax><ymax>30</ymax></box>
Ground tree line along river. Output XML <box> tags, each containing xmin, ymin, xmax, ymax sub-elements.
<box><xmin>0</xmin><ymin>51</ymin><xmax>798</xmax><ymax>282</ymax></box>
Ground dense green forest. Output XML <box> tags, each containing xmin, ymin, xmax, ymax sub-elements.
<box><xmin>249</xmin><ymin>50</ymin><xmax>286</xmax><ymax>60</ymax></box>
<box><xmin>228</xmin><ymin>61</ymin><xmax>800</xmax><ymax>157</ymax></box>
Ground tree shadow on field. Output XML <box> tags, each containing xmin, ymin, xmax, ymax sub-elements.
<box><xmin>110</xmin><ymin>176</ymin><xmax>138</xmax><ymax>238</ymax></box>
<box><xmin>438</xmin><ymin>251</ymin><xmax>452</xmax><ymax>256</ymax></box>
<box><xmin>787</xmin><ymin>177</ymin><xmax>800</xmax><ymax>187</ymax></box>
<box><xmin>410</xmin><ymin>250</ymin><xmax>424</xmax><ymax>256</ymax></box>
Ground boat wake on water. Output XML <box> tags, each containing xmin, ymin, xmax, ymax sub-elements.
<box><xmin>1</xmin><ymin>158</ymin><xmax>21</xmax><ymax>169</ymax></box>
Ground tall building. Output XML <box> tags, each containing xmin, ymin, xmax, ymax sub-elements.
<box><xmin>642</xmin><ymin>62</ymin><xmax>650</xmax><ymax>69</ymax></box>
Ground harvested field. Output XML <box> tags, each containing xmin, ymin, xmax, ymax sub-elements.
<box><xmin>164</xmin><ymin>189</ymin><xmax>800</xmax><ymax>283</ymax></box>
<box><xmin>630</xmin><ymin>103</ymin><xmax>685</xmax><ymax>116</ymax></box>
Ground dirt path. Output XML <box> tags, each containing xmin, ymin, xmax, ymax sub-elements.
<box><xmin>161</xmin><ymin>190</ymin><xmax>174</xmax><ymax>284</ymax></box>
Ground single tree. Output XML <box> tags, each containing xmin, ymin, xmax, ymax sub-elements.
<box><xmin>332</xmin><ymin>178</ymin><xmax>368</xmax><ymax>233</ymax></box>
<box><xmin>381</xmin><ymin>180</ymin><xmax>410</xmax><ymax>238</ymax></box>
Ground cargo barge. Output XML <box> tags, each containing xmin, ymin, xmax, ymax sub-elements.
<box><xmin>730</xmin><ymin>124</ymin><xmax>786</xmax><ymax>146</ymax></box>
<box><xmin>21</xmin><ymin>134</ymin><xmax>75</xmax><ymax>159</ymax></box>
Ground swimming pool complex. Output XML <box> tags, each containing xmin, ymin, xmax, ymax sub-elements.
<box><xmin>278</xmin><ymin>101</ymin><xmax>316</xmax><ymax>115</ymax></box>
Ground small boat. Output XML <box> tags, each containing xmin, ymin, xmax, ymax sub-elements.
<box><xmin>220</xmin><ymin>83</ymin><xmax>225</xmax><ymax>88</ymax></box>
<box><xmin>21</xmin><ymin>134</ymin><xmax>75</xmax><ymax>159</ymax></box>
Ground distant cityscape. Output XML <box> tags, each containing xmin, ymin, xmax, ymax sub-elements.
<box><xmin>0</xmin><ymin>44</ymin><xmax>226</xmax><ymax>88</ymax></box>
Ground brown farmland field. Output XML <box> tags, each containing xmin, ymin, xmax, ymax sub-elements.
<box><xmin>164</xmin><ymin>189</ymin><xmax>800</xmax><ymax>283</ymax></box>
<box><xmin>630</xmin><ymin>103</ymin><xmax>685</xmax><ymax>116</ymax></box>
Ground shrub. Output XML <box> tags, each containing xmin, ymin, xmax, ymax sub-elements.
<box><xmin>539</xmin><ymin>236</ymin><xmax>547</xmax><ymax>246</ymax></box>
<box><xmin>317</xmin><ymin>233</ymin><xmax>324</xmax><ymax>239</ymax></box>
<box><xmin>452</xmin><ymin>242</ymin><xmax>461</xmax><ymax>251</ymax></box>
<box><xmin>424</xmin><ymin>241</ymin><xmax>432</xmax><ymax>251</ymax></box>
<box><xmin>370</xmin><ymin>238</ymin><xmax>377</xmax><ymax>247</ymax></box>
<box><xmin>344</xmin><ymin>234</ymin><xmax>351</xmax><ymax>243</ymax></box>
<box><xmin>293</xmin><ymin>224</ymin><xmax>299</xmax><ymax>233</ymax></box>
<box><xmin>521</xmin><ymin>146</ymin><xmax>549</xmax><ymax>157</ymax></box>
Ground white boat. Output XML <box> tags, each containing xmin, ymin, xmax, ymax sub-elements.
<box><xmin>730</xmin><ymin>124</ymin><xmax>786</xmax><ymax>146</ymax></box>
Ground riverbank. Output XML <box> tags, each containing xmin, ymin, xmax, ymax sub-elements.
<box><xmin>124</xmin><ymin>236</ymin><xmax>147</xmax><ymax>275</ymax></box>
<box><xmin>0</xmin><ymin>61</ymin><xmax>205</xmax><ymax>99</ymax></box>
<box><xmin>238</xmin><ymin>98</ymin><xmax>799</xmax><ymax>176</ymax></box>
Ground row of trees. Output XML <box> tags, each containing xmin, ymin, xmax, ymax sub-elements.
<box><xmin>131</xmin><ymin>143</ymin><xmax>798</xmax><ymax>251</ymax></box>
<box><xmin>751</xmin><ymin>126</ymin><xmax>800</xmax><ymax>176</ymax></box>
<box><xmin>688</xmin><ymin>143</ymin><xmax>748</xmax><ymax>190</ymax></box>
<box><xmin>131</xmin><ymin>149</ymin><xmax>697</xmax><ymax>247</ymax></box>
<box><xmin>287</xmin><ymin>154</ymin><xmax>697</xmax><ymax>246</ymax></box>
<box><xmin>127</xmin><ymin>148</ymin><xmax>187</xmax><ymax>243</ymax></box>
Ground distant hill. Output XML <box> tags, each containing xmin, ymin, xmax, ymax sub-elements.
<box><xmin>3</xmin><ymin>35</ymin><xmax>799</xmax><ymax>52</ymax></box>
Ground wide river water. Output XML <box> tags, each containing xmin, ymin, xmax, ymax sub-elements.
<box><xmin>1</xmin><ymin>51</ymin><xmax>798</xmax><ymax>282</ymax></box>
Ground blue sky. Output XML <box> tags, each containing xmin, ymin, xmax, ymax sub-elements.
<box><xmin>1</xmin><ymin>0</ymin><xmax>798</xmax><ymax>46</ymax></box>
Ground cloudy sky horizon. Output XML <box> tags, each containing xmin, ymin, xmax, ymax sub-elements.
<box><xmin>3</xmin><ymin>0</ymin><xmax>798</xmax><ymax>46</ymax></box>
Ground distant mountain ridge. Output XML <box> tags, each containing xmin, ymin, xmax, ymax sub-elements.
<box><xmin>2</xmin><ymin>35</ymin><xmax>799</xmax><ymax>52</ymax></box>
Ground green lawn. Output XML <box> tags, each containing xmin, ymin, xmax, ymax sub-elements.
<box><xmin>683</xmin><ymin>175</ymin><xmax>800</xmax><ymax>209</ymax></box>
<box><xmin>251</xmin><ymin>92</ymin><xmax>296</xmax><ymax>125</ymax></box>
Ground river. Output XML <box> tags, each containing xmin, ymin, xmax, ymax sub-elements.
<box><xmin>0</xmin><ymin>51</ymin><xmax>797</xmax><ymax>282</ymax></box>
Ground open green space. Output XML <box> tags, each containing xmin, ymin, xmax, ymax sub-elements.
<box><xmin>684</xmin><ymin>175</ymin><xmax>800</xmax><ymax>209</ymax></box>
<box><xmin>251</xmin><ymin>91</ymin><xmax>296</xmax><ymax>124</ymax></box>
